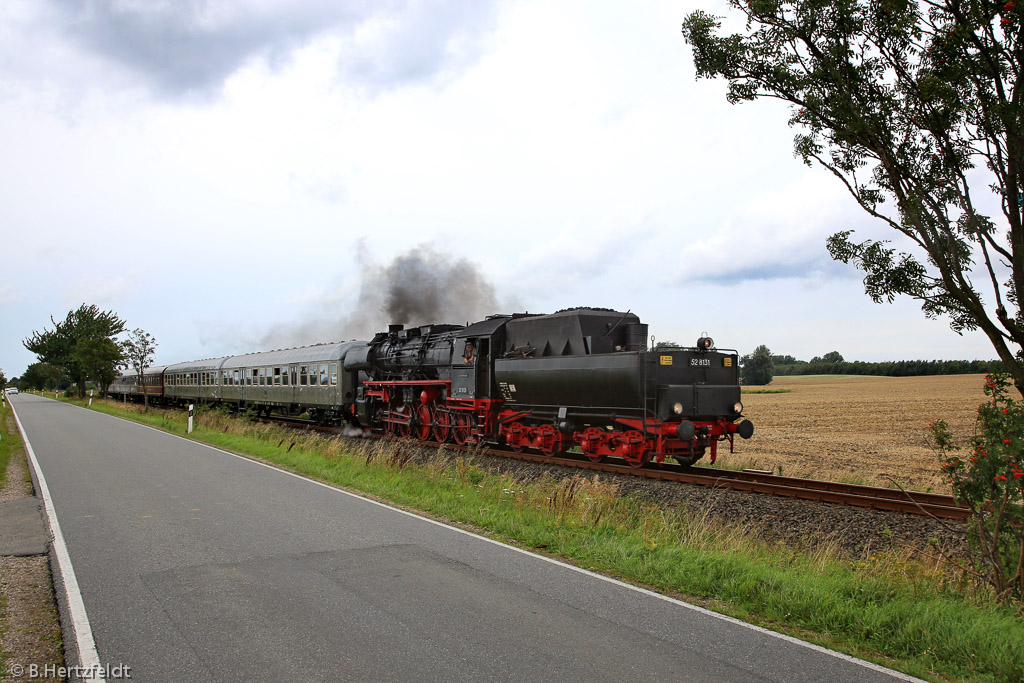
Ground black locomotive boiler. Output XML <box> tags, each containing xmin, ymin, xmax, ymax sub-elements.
<box><xmin>346</xmin><ymin>307</ymin><xmax>753</xmax><ymax>467</ymax></box>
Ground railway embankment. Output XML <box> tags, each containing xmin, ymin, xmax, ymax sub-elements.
<box><xmin>41</xmin><ymin>394</ymin><xmax>1024</xmax><ymax>682</ymax></box>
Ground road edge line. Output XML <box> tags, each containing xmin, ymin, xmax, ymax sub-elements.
<box><xmin>9</xmin><ymin>398</ymin><xmax>106</xmax><ymax>683</ymax></box>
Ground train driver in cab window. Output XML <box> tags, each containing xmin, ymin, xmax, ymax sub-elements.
<box><xmin>464</xmin><ymin>342</ymin><xmax>476</xmax><ymax>364</ymax></box>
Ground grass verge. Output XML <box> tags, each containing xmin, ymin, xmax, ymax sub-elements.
<box><xmin>0</xmin><ymin>398</ymin><xmax>15</xmax><ymax>490</ymax></box>
<box><xmin>59</xmin><ymin>397</ymin><xmax>1024</xmax><ymax>682</ymax></box>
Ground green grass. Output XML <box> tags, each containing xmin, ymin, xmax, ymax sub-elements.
<box><xmin>0</xmin><ymin>398</ymin><xmax>18</xmax><ymax>490</ymax></box>
<box><xmin>57</xmin><ymin>397</ymin><xmax>1024</xmax><ymax>682</ymax></box>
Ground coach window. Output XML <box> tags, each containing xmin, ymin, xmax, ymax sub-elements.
<box><xmin>274</xmin><ymin>367</ymin><xmax>282</xmax><ymax>385</ymax></box>
<box><xmin>282</xmin><ymin>367</ymin><xmax>290</xmax><ymax>386</ymax></box>
<box><xmin>290</xmin><ymin>366</ymin><xmax>297</xmax><ymax>385</ymax></box>
<box><xmin>320</xmin><ymin>364</ymin><xmax>329</xmax><ymax>386</ymax></box>
<box><xmin>299</xmin><ymin>366</ymin><xmax>308</xmax><ymax>386</ymax></box>
<box><xmin>330</xmin><ymin>363</ymin><xmax>338</xmax><ymax>385</ymax></box>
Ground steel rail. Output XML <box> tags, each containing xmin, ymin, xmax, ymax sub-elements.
<box><xmin>258</xmin><ymin>415</ymin><xmax>971</xmax><ymax>521</ymax></box>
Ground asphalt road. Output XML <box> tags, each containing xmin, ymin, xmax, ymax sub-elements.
<box><xmin>11</xmin><ymin>394</ymin><xmax>921</xmax><ymax>682</ymax></box>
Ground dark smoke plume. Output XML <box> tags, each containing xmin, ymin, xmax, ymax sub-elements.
<box><xmin>259</xmin><ymin>244</ymin><xmax>506</xmax><ymax>349</ymax></box>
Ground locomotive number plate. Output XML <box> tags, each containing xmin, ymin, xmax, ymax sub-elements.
<box><xmin>660</xmin><ymin>356</ymin><xmax>673</xmax><ymax>365</ymax></box>
<box><xmin>690</xmin><ymin>358</ymin><xmax>710</xmax><ymax>367</ymax></box>
<box><xmin>724</xmin><ymin>358</ymin><xmax>733</xmax><ymax>367</ymax></box>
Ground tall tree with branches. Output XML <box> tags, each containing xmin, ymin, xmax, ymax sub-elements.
<box><xmin>682</xmin><ymin>0</ymin><xmax>1024</xmax><ymax>392</ymax></box>
<box><xmin>122</xmin><ymin>328</ymin><xmax>158</xmax><ymax>410</ymax></box>
<box><xmin>24</xmin><ymin>304</ymin><xmax>126</xmax><ymax>398</ymax></box>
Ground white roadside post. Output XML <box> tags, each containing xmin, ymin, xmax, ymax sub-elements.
<box><xmin>89</xmin><ymin>389</ymin><xmax>93</xmax><ymax>406</ymax></box>
<box><xmin>188</xmin><ymin>404</ymin><xmax>194</xmax><ymax>434</ymax></box>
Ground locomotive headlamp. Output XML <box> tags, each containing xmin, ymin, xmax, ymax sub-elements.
<box><xmin>733</xmin><ymin>401</ymin><xmax>743</xmax><ymax>414</ymax></box>
<box><xmin>672</xmin><ymin>402</ymin><xmax>684</xmax><ymax>415</ymax></box>
<box><xmin>697</xmin><ymin>336</ymin><xmax>714</xmax><ymax>350</ymax></box>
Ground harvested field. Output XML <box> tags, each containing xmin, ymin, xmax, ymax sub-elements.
<box><xmin>717</xmin><ymin>373</ymin><xmax>989</xmax><ymax>492</ymax></box>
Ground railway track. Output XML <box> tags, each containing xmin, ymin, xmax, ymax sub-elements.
<box><xmin>259</xmin><ymin>416</ymin><xmax>971</xmax><ymax>521</ymax></box>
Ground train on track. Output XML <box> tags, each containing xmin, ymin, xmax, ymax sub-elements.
<box><xmin>109</xmin><ymin>308</ymin><xmax>753</xmax><ymax>467</ymax></box>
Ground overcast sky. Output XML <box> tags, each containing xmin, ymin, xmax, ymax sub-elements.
<box><xmin>0</xmin><ymin>0</ymin><xmax>1002</xmax><ymax>378</ymax></box>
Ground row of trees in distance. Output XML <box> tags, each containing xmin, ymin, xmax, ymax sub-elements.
<box><xmin>740</xmin><ymin>345</ymin><xmax>1003</xmax><ymax>385</ymax></box>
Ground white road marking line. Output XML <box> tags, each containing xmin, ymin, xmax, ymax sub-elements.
<box><xmin>71</xmin><ymin>398</ymin><xmax>924</xmax><ymax>682</ymax></box>
<box><xmin>9</xmin><ymin>398</ymin><xmax>106</xmax><ymax>683</ymax></box>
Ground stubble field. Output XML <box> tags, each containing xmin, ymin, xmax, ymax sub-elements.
<box><xmin>713</xmin><ymin>373</ymin><xmax>989</xmax><ymax>492</ymax></box>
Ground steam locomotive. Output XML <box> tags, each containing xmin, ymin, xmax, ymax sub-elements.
<box><xmin>110</xmin><ymin>308</ymin><xmax>753</xmax><ymax>467</ymax></box>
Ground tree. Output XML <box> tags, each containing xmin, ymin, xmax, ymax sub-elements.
<box><xmin>741</xmin><ymin>344</ymin><xmax>776</xmax><ymax>384</ymax></box>
<box><xmin>122</xmin><ymin>328</ymin><xmax>158</xmax><ymax>410</ymax></box>
<box><xmin>682</xmin><ymin>2</ymin><xmax>1024</xmax><ymax>394</ymax></box>
<box><xmin>930</xmin><ymin>374</ymin><xmax>1024</xmax><ymax>605</ymax></box>
<box><xmin>24</xmin><ymin>304</ymin><xmax>126</xmax><ymax>398</ymax></box>
<box><xmin>0</xmin><ymin>368</ymin><xmax>6</xmax><ymax>390</ymax></box>
<box><xmin>20</xmin><ymin>363</ymin><xmax>61</xmax><ymax>391</ymax></box>
<box><xmin>822</xmin><ymin>350</ymin><xmax>845</xmax><ymax>363</ymax></box>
